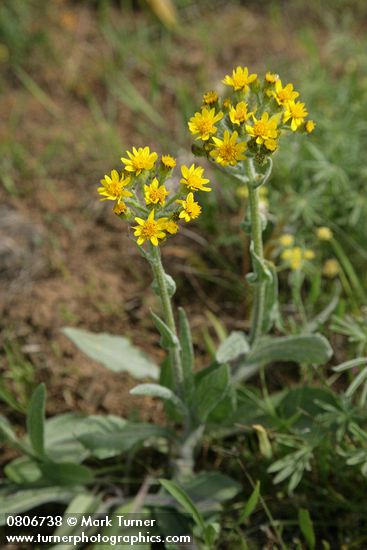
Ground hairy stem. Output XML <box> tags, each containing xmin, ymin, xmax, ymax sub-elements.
<box><xmin>150</xmin><ymin>246</ymin><xmax>184</xmax><ymax>396</ymax></box>
<box><xmin>248</xmin><ymin>184</ymin><xmax>266</xmax><ymax>345</ymax></box>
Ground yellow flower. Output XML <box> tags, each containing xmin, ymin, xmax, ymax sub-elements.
<box><xmin>305</xmin><ymin>120</ymin><xmax>316</xmax><ymax>133</ymax></box>
<box><xmin>283</xmin><ymin>101</ymin><xmax>308</xmax><ymax>131</ymax></box>
<box><xmin>236</xmin><ymin>185</ymin><xmax>249</xmax><ymax>199</ymax></box>
<box><xmin>113</xmin><ymin>202</ymin><xmax>128</xmax><ymax>215</ymax></box>
<box><xmin>133</xmin><ymin>210</ymin><xmax>167</xmax><ymax>246</ymax></box>
<box><xmin>281</xmin><ymin>247</ymin><xmax>303</xmax><ymax>270</ymax></box>
<box><xmin>272</xmin><ymin>80</ymin><xmax>299</xmax><ymax>106</ymax></box>
<box><xmin>245</xmin><ymin>112</ymin><xmax>279</xmax><ymax>151</ymax></box>
<box><xmin>222</xmin><ymin>98</ymin><xmax>232</xmax><ymax>110</ymax></box>
<box><xmin>188</xmin><ymin>107</ymin><xmax>224</xmax><ymax>141</ymax></box>
<box><xmin>265</xmin><ymin>72</ymin><xmax>279</xmax><ymax>83</ymax></box>
<box><xmin>203</xmin><ymin>91</ymin><xmax>218</xmax><ymax>105</ymax></box>
<box><xmin>176</xmin><ymin>193</ymin><xmax>202</xmax><ymax>222</ymax></box>
<box><xmin>316</xmin><ymin>227</ymin><xmax>333</xmax><ymax>241</ymax></box>
<box><xmin>144</xmin><ymin>178</ymin><xmax>169</xmax><ymax>206</ymax></box>
<box><xmin>161</xmin><ymin>154</ymin><xmax>176</xmax><ymax>169</ymax></box>
<box><xmin>229</xmin><ymin>101</ymin><xmax>251</xmax><ymax>125</ymax></box>
<box><xmin>97</xmin><ymin>170</ymin><xmax>133</xmax><ymax>202</ymax></box>
<box><xmin>323</xmin><ymin>259</ymin><xmax>340</xmax><ymax>278</ymax></box>
<box><xmin>164</xmin><ymin>219</ymin><xmax>179</xmax><ymax>234</ymax></box>
<box><xmin>281</xmin><ymin>249</ymin><xmax>292</xmax><ymax>260</ymax></box>
<box><xmin>180</xmin><ymin>164</ymin><xmax>211</xmax><ymax>192</ymax></box>
<box><xmin>121</xmin><ymin>146</ymin><xmax>158</xmax><ymax>175</ymax></box>
<box><xmin>210</xmin><ymin>130</ymin><xmax>247</xmax><ymax>166</ymax></box>
<box><xmin>304</xmin><ymin>249</ymin><xmax>315</xmax><ymax>260</ymax></box>
<box><xmin>282</xmin><ymin>246</ymin><xmax>314</xmax><ymax>270</ymax></box>
<box><xmin>223</xmin><ymin>66</ymin><xmax>257</xmax><ymax>92</ymax></box>
<box><xmin>279</xmin><ymin>234</ymin><xmax>294</xmax><ymax>247</ymax></box>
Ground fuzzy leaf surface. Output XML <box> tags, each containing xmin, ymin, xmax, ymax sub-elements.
<box><xmin>62</xmin><ymin>328</ymin><xmax>158</xmax><ymax>379</ymax></box>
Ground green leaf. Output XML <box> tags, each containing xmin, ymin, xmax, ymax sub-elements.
<box><xmin>333</xmin><ymin>357</ymin><xmax>367</xmax><ymax>372</ymax></box>
<box><xmin>152</xmin><ymin>273</ymin><xmax>176</xmax><ymax>298</ymax></box>
<box><xmin>79</xmin><ymin>423</ymin><xmax>173</xmax><ymax>455</ymax></box>
<box><xmin>6</xmin><ymin>414</ymin><xmax>131</xmax><ymax>478</ymax></box>
<box><xmin>262</xmin><ymin>261</ymin><xmax>280</xmax><ymax>333</ymax></box>
<box><xmin>39</xmin><ymin>461</ymin><xmax>94</xmax><ymax>486</ymax></box>
<box><xmin>234</xmin><ymin>334</ymin><xmax>333</xmax><ymax>381</ymax></box>
<box><xmin>205</xmin><ymin>387</ymin><xmax>237</xmax><ymax>424</ymax></box>
<box><xmin>130</xmin><ymin>383</ymin><xmax>187</xmax><ymax>415</ymax></box>
<box><xmin>250</xmin><ymin>334</ymin><xmax>332</xmax><ymax>364</ymax></box>
<box><xmin>182</xmin><ymin>472</ymin><xmax>241</xmax><ymax>506</ymax></box>
<box><xmin>299</xmin><ymin>508</ymin><xmax>316</xmax><ymax>550</ymax></box>
<box><xmin>0</xmin><ymin>416</ymin><xmax>23</xmax><ymax>449</ymax></box>
<box><xmin>345</xmin><ymin>367</ymin><xmax>367</xmax><ymax>398</ymax></box>
<box><xmin>62</xmin><ymin>327</ymin><xmax>158</xmax><ymax>379</ymax></box>
<box><xmin>277</xmin><ymin>387</ymin><xmax>338</xmax><ymax>431</ymax></box>
<box><xmin>306</xmin><ymin>289</ymin><xmax>340</xmax><ymax>332</ymax></box>
<box><xmin>158</xmin><ymin>357</ymin><xmax>182</xmax><ymax>424</ymax></box>
<box><xmin>99</xmin><ymin>504</ymin><xmax>151</xmax><ymax>550</ymax></box>
<box><xmin>26</xmin><ymin>383</ymin><xmax>46</xmax><ymax>458</ymax></box>
<box><xmin>160</xmin><ymin>479</ymin><xmax>207</xmax><ymax>535</ymax></box>
<box><xmin>52</xmin><ymin>493</ymin><xmax>103</xmax><ymax>547</ymax></box>
<box><xmin>43</xmin><ymin>413</ymin><xmax>127</xmax><ymax>461</ymax></box>
<box><xmin>0</xmin><ymin>381</ymin><xmax>25</xmax><ymax>412</ymax></box>
<box><xmin>150</xmin><ymin>311</ymin><xmax>180</xmax><ymax>349</ymax></box>
<box><xmin>239</xmin><ymin>480</ymin><xmax>261</xmax><ymax>522</ymax></box>
<box><xmin>246</xmin><ymin>241</ymin><xmax>272</xmax><ymax>285</ymax></box>
<box><xmin>4</xmin><ymin>457</ymin><xmax>42</xmax><ymax>484</ymax></box>
<box><xmin>268</xmin><ymin>447</ymin><xmax>314</xmax><ymax>491</ymax></box>
<box><xmin>0</xmin><ymin>488</ymin><xmax>75</xmax><ymax>520</ymax></box>
<box><xmin>204</xmin><ymin>522</ymin><xmax>221</xmax><ymax>547</ymax></box>
<box><xmin>216</xmin><ymin>331</ymin><xmax>249</xmax><ymax>364</ymax></box>
<box><xmin>194</xmin><ymin>363</ymin><xmax>231</xmax><ymax>422</ymax></box>
<box><xmin>178</xmin><ymin>307</ymin><xmax>195</xmax><ymax>396</ymax></box>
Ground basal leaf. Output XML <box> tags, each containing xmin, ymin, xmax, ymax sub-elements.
<box><xmin>0</xmin><ymin>488</ymin><xmax>74</xmax><ymax>520</ymax></box>
<box><xmin>130</xmin><ymin>383</ymin><xmax>186</xmax><ymax>414</ymax></box>
<box><xmin>299</xmin><ymin>508</ymin><xmax>316</xmax><ymax>550</ymax></box>
<box><xmin>194</xmin><ymin>364</ymin><xmax>231</xmax><ymax>422</ymax></box>
<box><xmin>26</xmin><ymin>383</ymin><xmax>46</xmax><ymax>458</ymax></box>
<box><xmin>234</xmin><ymin>334</ymin><xmax>333</xmax><ymax>381</ymax></box>
<box><xmin>239</xmin><ymin>480</ymin><xmax>261</xmax><ymax>522</ymax></box>
<box><xmin>159</xmin><ymin>479</ymin><xmax>206</xmax><ymax>535</ymax></box>
<box><xmin>39</xmin><ymin>461</ymin><xmax>94</xmax><ymax>486</ymax></box>
<box><xmin>79</xmin><ymin>423</ymin><xmax>173</xmax><ymax>455</ymax></box>
<box><xmin>62</xmin><ymin>327</ymin><xmax>158</xmax><ymax>380</ymax></box>
<box><xmin>216</xmin><ymin>331</ymin><xmax>249</xmax><ymax>364</ymax></box>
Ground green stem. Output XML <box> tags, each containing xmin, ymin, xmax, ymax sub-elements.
<box><xmin>331</xmin><ymin>239</ymin><xmax>367</xmax><ymax>306</ymax></box>
<box><xmin>248</xmin><ymin>184</ymin><xmax>266</xmax><ymax>345</ymax></box>
<box><xmin>291</xmin><ymin>270</ymin><xmax>308</xmax><ymax>327</ymax></box>
<box><xmin>150</xmin><ymin>246</ymin><xmax>184</xmax><ymax>396</ymax></box>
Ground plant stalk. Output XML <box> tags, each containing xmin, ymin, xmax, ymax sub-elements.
<box><xmin>150</xmin><ymin>246</ymin><xmax>184</xmax><ymax>396</ymax></box>
<box><xmin>248</xmin><ymin>184</ymin><xmax>266</xmax><ymax>345</ymax></box>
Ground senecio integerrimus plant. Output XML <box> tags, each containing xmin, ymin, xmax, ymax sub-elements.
<box><xmin>94</xmin><ymin>67</ymin><xmax>332</xmax><ymax>483</ymax></box>
<box><xmin>188</xmin><ymin>67</ymin><xmax>315</xmax><ymax>344</ymax></box>
<box><xmin>98</xmin><ymin>149</ymin><xmax>212</xmax><ymax>475</ymax></box>
<box><xmin>98</xmin><ymin>150</ymin><xmax>208</xmax><ymax>401</ymax></box>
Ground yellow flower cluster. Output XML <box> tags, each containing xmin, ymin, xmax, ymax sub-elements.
<box><xmin>97</xmin><ymin>147</ymin><xmax>209</xmax><ymax>247</ymax></box>
<box><xmin>281</xmin><ymin>247</ymin><xmax>315</xmax><ymax>271</ymax></box>
<box><xmin>278</xmin><ymin>230</ymin><xmax>340</xmax><ymax>279</ymax></box>
<box><xmin>278</xmin><ymin>234</ymin><xmax>315</xmax><ymax>271</ymax></box>
<box><xmin>316</xmin><ymin>226</ymin><xmax>333</xmax><ymax>241</ymax></box>
<box><xmin>188</xmin><ymin>66</ymin><xmax>315</xmax><ymax>166</ymax></box>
